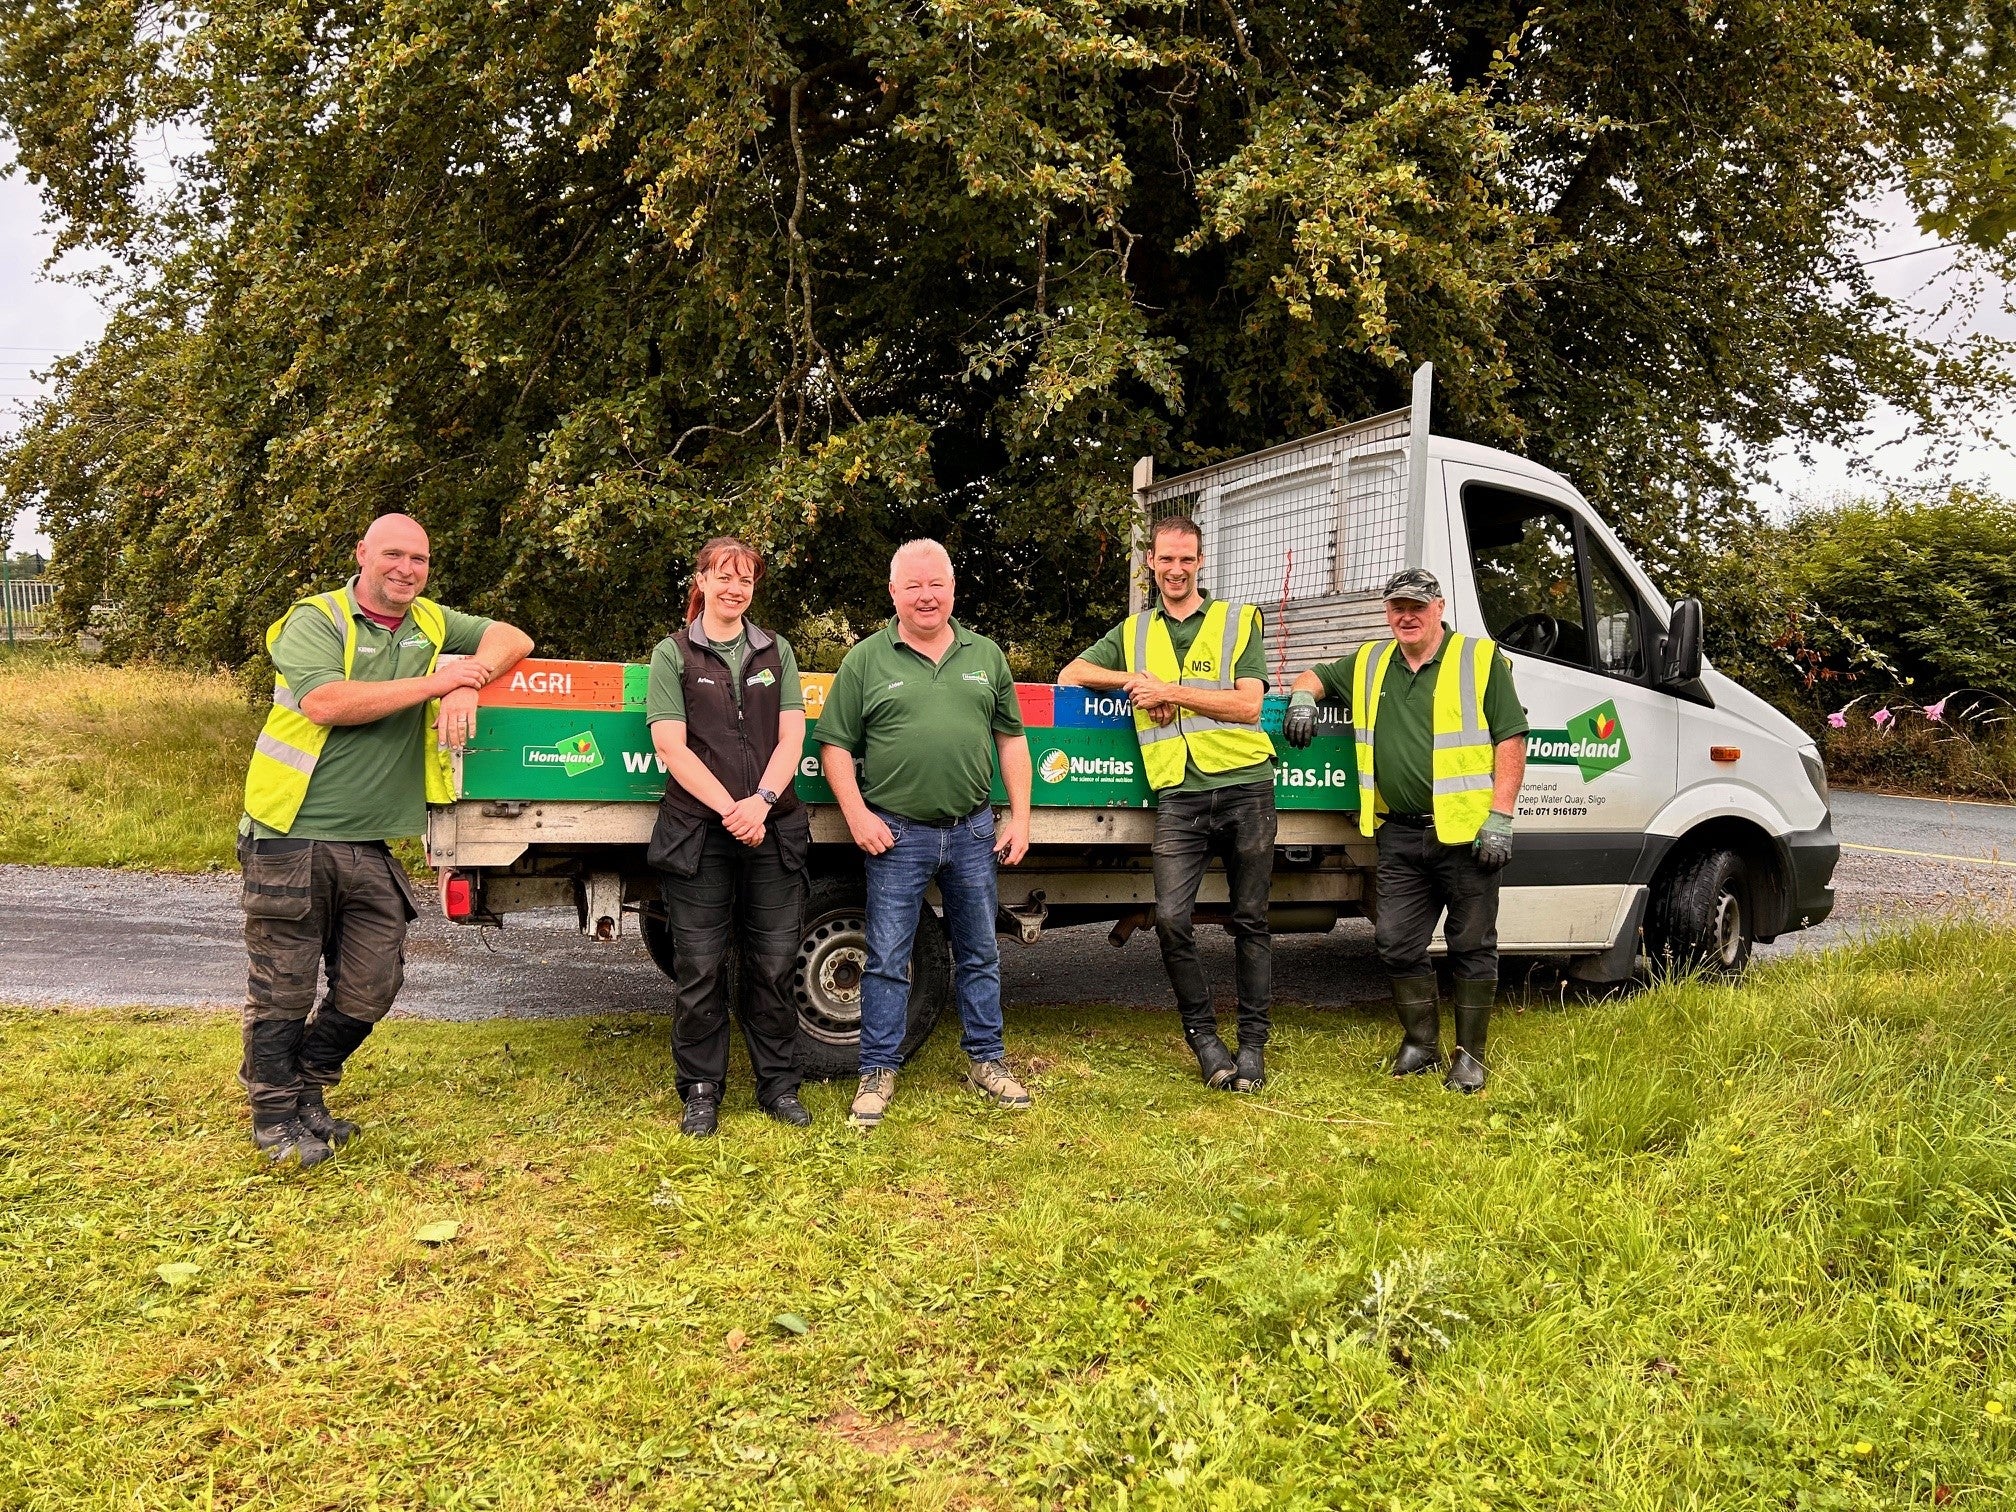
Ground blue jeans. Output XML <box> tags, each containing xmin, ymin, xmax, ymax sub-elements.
<box><xmin>860</xmin><ymin>805</ymin><xmax>1005</xmax><ymax>1072</ymax></box>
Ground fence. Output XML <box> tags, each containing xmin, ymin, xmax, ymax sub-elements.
<box><xmin>2</xmin><ymin>576</ymin><xmax>56</xmax><ymax>643</ymax></box>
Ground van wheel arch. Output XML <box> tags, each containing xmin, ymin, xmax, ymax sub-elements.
<box><xmin>1645</xmin><ymin>818</ymin><xmax>1789</xmax><ymax>975</ymax></box>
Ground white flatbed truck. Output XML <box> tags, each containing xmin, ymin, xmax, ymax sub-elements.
<box><xmin>428</xmin><ymin>368</ymin><xmax>1837</xmax><ymax>1075</ymax></box>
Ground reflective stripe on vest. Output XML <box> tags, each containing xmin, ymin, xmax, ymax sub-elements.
<box><xmin>242</xmin><ymin>588</ymin><xmax>454</xmax><ymax>834</ymax></box>
<box><xmin>1351</xmin><ymin>631</ymin><xmax>1499</xmax><ymax>844</ymax></box>
<box><xmin>1121</xmin><ymin>600</ymin><xmax>1275</xmax><ymax>790</ymax></box>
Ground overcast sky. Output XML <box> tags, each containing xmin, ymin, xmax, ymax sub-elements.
<box><xmin>4</xmin><ymin>153</ymin><xmax>2012</xmax><ymax>558</ymax></box>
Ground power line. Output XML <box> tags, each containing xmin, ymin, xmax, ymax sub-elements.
<box><xmin>1859</xmin><ymin>241</ymin><xmax>1964</xmax><ymax>267</ymax></box>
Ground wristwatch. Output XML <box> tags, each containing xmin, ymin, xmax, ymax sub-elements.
<box><xmin>756</xmin><ymin>787</ymin><xmax>779</xmax><ymax>807</ymax></box>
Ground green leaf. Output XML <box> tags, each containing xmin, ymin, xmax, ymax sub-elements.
<box><xmin>414</xmin><ymin>1221</ymin><xmax>461</xmax><ymax>1245</ymax></box>
<box><xmin>772</xmin><ymin>1313</ymin><xmax>809</xmax><ymax>1336</ymax></box>
<box><xmin>154</xmin><ymin>1261</ymin><xmax>201</xmax><ymax>1288</ymax></box>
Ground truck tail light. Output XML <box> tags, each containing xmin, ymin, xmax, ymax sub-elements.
<box><xmin>443</xmin><ymin>871</ymin><xmax>475</xmax><ymax>921</ymax></box>
<box><xmin>1709</xmin><ymin>746</ymin><xmax>1741</xmax><ymax>763</ymax></box>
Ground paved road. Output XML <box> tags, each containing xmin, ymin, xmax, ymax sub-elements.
<box><xmin>2</xmin><ymin>791</ymin><xmax>2011</xmax><ymax>1019</ymax></box>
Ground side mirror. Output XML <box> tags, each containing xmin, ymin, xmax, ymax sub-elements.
<box><xmin>1660</xmin><ymin>598</ymin><xmax>1703</xmax><ymax>686</ymax></box>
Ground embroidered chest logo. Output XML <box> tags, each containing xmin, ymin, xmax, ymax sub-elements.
<box><xmin>961</xmin><ymin>670</ymin><xmax>990</xmax><ymax>685</ymax></box>
<box><xmin>748</xmin><ymin>668</ymin><xmax>776</xmax><ymax>688</ymax></box>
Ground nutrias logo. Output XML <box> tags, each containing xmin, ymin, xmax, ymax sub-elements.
<box><xmin>522</xmin><ymin>730</ymin><xmax>605</xmax><ymax>777</ymax></box>
<box><xmin>1037</xmin><ymin>747</ymin><xmax>1136</xmax><ymax>784</ymax></box>
<box><xmin>1525</xmin><ymin>701</ymin><xmax>1631</xmax><ymax>781</ymax></box>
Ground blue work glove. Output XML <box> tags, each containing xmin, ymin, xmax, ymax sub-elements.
<box><xmin>1472</xmin><ymin>811</ymin><xmax>1515</xmax><ymax>873</ymax></box>
<box><xmin>1283</xmin><ymin>690</ymin><xmax>1319</xmax><ymax>749</ymax></box>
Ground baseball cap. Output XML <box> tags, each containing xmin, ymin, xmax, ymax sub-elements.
<box><xmin>1381</xmin><ymin>567</ymin><xmax>1442</xmax><ymax>603</ymax></box>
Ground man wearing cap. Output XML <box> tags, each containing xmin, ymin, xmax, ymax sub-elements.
<box><xmin>1059</xmin><ymin>514</ymin><xmax>1277</xmax><ymax>1094</ymax></box>
<box><xmin>1283</xmin><ymin>568</ymin><xmax>1526</xmax><ymax>1092</ymax></box>
<box><xmin>237</xmin><ymin>514</ymin><xmax>534</xmax><ymax>1165</ymax></box>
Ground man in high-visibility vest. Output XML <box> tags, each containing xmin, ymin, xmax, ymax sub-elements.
<box><xmin>1060</xmin><ymin>515</ymin><xmax>1278</xmax><ymax>1094</ymax></box>
<box><xmin>237</xmin><ymin>514</ymin><xmax>532</xmax><ymax>1166</ymax></box>
<box><xmin>1284</xmin><ymin>568</ymin><xmax>1527</xmax><ymax>1092</ymax></box>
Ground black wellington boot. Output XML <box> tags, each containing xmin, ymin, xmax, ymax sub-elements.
<box><xmin>1185</xmin><ymin>1029</ymin><xmax>1238</xmax><ymax>1090</ymax></box>
<box><xmin>1445</xmin><ymin>979</ymin><xmax>1491</xmax><ymax>1093</ymax></box>
<box><xmin>1388</xmin><ymin>976</ymin><xmax>1443</xmax><ymax>1077</ymax></box>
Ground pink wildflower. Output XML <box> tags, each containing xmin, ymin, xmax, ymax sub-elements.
<box><xmin>1827</xmin><ymin>710</ymin><xmax>1848</xmax><ymax>729</ymax></box>
<box><xmin>1871</xmin><ymin>707</ymin><xmax>1894</xmax><ymax>730</ymax></box>
<box><xmin>1923</xmin><ymin>698</ymin><xmax>1948</xmax><ymax>725</ymax></box>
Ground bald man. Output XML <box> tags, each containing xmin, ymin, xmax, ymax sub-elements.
<box><xmin>237</xmin><ymin>514</ymin><xmax>533</xmax><ymax>1167</ymax></box>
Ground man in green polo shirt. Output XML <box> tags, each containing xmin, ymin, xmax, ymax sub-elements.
<box><xmin>816</xmin><ymin>538</ymin><xmax>1034</xmax><ymax>1129</ymax></box>
<box><xmin>1285</xmin><ymin>567</ymin><xmax>1527</xmax><ymax>1092</ymax></box>
<box><xmin>238</xmin><ymin>513</ymin><xmax>533</xmax><ymax>1166</ymax></box>
<box><xmin>1060</xmin><ymin>514</ymin><xmax>1278</xmax><ymax>1095</ymax></box>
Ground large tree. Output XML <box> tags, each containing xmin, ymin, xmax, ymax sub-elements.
<box><xmin>2</xmin><ymin>0</ymin><xmax>2011</xmax><ymax>669</ymax></box>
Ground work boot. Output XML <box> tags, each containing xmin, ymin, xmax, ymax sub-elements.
<box><xmin>1186</xmin><ymin>1029</ymin><xmax>1238</xmax><ymax>1090</ymax></box>
<box><xmin>1388</xmin><ymin>976</ymin><xmax>1443</xmax><ymax>1077</ymax></box>
<box><xmin>967</xmin><ymin>1058</ymin><xmax>1032</xmax><ymax>1109</ymax></box>
<box><xmin>252</xmin><ymin>1116</ymin><xmax>333</xmax><ymax>1169</ymax></box>
<box><xmin>1230</xmin><ymin>1042</ymin><xmax>1266</xmax><ymax>1093</ymax></box>
<box><xmin>850</xmin><ymin>1068</ymin><xmax>896</xmax><ymax>1130</ymax></box>
<box><xmin>1445</xmin><ymin>979</ymin><xmax>1492</xmax><ymax>1094</ymax></box>
<box><xmin>297</xmin><ymin>1087</ymin><xmax>360</xmax><ymax>1148</ymax></box>
<box><xmin>681</xmin><ymin>1083</ymin><xmax>720</xmax><ymax>1137</ymax></box>
<box><xmin>765</xmin><ymin>1093</ymin><xmax>813</xmax><ymax>1128</ymax></box>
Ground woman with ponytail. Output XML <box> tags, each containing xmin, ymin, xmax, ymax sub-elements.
<box><xmin>644</xmin><ymin>538</ymin><xmax>812</xmax><ymax>1136</ymax></box>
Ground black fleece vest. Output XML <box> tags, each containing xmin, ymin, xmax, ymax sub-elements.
<box><xmin>659</xmin><ymin>620</ymin><xmax>802</xmax><ymax>828</ymax></box>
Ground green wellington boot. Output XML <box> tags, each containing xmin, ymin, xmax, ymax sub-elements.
<box><xmin>1388</xmin><ymin>976</ymin><xmax>1443</xmax><ymax>1077</ymax></box>
<box><xmin>1446</xmin><ymin>979</ymin><xmax>1492</xmax><ymax>1093</ymax></box>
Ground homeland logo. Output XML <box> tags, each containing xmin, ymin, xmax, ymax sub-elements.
<box><xmin>1526</xmin><ymin>701</ymin><xmax>1631</xmax><ymax>781</ymax></box>
<box><xmin>522</xmin><ymin>730</ymin><xmax>605</xmax><ymax>777</ymax></box>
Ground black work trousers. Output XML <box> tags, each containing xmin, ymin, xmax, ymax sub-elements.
<box><xmin>660</xmin><ymin>822</ymin><xmax>805</xmax><ymax>1107</ymax></box>
<box><xmin>238</xmin><ymin>836</ymin><xmax>419</xmax><ymax>1119</ymax></box>
<box><xmin>1373</xmin><ymin>817</ymin><xmax>1500</xmax><ymax>982</ymax></box>
<box><xmin>1151</xmin><ymin>781</ymin><xmax>1278</xmax><ymax>1046</ymax></box>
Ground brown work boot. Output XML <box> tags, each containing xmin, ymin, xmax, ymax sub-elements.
<box><xmin>967</xmin><ymin>1058</ymin><xmax>1032</xmax><ymax>1109</ymax></box>
<box><xmin>850</xmin><ymin>1068</ymin><xmax>896</xmax><ymax>1130</ymax></box>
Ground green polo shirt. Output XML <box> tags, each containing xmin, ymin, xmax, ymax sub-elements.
<box><xmin>250</xmin><ymin>582</ymin><xmax>492</xmax><ymax>841</ymax></box>
<box><xmin>1313</xmin><ymin>630</ymin><xmax>1528</xmax><ymax>818</ymax></box>
<box><xmin>1079</xmin><ymin>593</ymin><xmax>1275</xmax><ymax>793</ymax></box>
<box><xmin>645</xmin><ymin>631</ymin><xmax>804</xmax><ymax>723</ymax></box>
<box><xmin>813</xmin><ymin>619</ymin><xmax>1024</xmax><ymax>822</ymax></box>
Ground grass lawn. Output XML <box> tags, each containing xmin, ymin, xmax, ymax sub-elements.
<box><xmin>0</xmin><ymin>645</ymin><xmax>261</xmax><ymax>871</ymax></box>
<box><xmin>4</xmin><ymin>925</ymin><xmax>2014</xmax><ymax>1509</ymax></box>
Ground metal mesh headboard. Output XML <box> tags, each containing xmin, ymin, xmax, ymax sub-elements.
<box><xmin>1138</xmin><ymin>407</ymin><xmax>1413</xmax><ymax>604</ymax></box>
<box><xmin>1134</xmin><ymin>405</ymin><xmax>1419</xmax><ymax>671</ymax></box>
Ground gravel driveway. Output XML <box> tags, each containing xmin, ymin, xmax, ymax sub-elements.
<box><xmin>2</xmin><ymin>791</ymin><xmax>2009</xmax><ymax>1019</ymax></box>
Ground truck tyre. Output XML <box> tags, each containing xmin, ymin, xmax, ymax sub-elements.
<box><xmin>1648</xmin><ymin>846</ymin><xmax>1753</xmax><ymax>978</ymax></box>
<box><xmin>639</xmin><ymin>876</ymin><xmax>950</xmax><ymax>1080</ymax></box>
<box><xmin>792</xmin><ymin>873</ymin><xmax>948</xmax><ymax>1079</ymax></box>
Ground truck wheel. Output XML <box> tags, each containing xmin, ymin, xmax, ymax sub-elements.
<box><xmin>792</xmin><ymin>873</ymin><xmax>948</xmax><ymax>1080</ymax></box>
<box><xmin>1648</xmin><ymin>847</ymin><xmax>1753</xmax><ymax>978</ymax></box>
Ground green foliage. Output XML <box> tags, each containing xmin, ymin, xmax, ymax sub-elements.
<box><xmin>6</xmin><ymin>923</ymin><xmax>2016</xmax><ymax>1505</ymax></box>
<box><xmin>2</xmin><ymin>0</ymin><xmax>2013</xmax><ymax>672</ymax></box>
<box><xmin>1697</xmin><ymin>487</ymin><xmax>2016</xmax><ymax>714</ymax></box>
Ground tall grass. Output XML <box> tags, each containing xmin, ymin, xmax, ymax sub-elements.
<box><xmin>4</xmin><ymin>923</ymin><xmax>2013</xmax><ymax>1508</ymax></box>
<box><xmin>0</xmin><ymin>645</ymin><xmax>261</xmax><ymax>869</ymax></box>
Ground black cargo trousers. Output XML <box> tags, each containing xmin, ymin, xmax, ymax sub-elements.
<box><xmin>1150</xmin><ymin>780</ymin><xmax>1278</xmax><ymax>1047</ymax></box>
<box><xmin>238</xmin><ymin>836</ymin><xmax>420</xmax><ymax>1120</ymax></box>
<box><xmin>1372</xmin><ymin>815</ymin><xmax>1499</xmax><ymax>982</ymax></box>
<box><xmin>660</xmin><ymin>822</ymin><xmax>807</xmax><ymax>1107</ymax></box>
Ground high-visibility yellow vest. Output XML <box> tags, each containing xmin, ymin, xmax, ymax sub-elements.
<box><xmin>1121</xmin><ymin>599</ymin><xmax>1276</xmax><ymax>791</ymax></box>
<box><xmin>242</xmin><ymin>588</ymin><xmax>455</xmax><ymax>834</ymax></box>
<box><xmin>1351</xmin><ymin>632</ymin><xmax>1499</xmax><ymax>843</ymax></box>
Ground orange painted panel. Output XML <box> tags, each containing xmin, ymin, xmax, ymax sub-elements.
<box><xmin>478</xmin><ymin>659</ymin><xmax>630</xmax><ymax>711</ymax></box>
